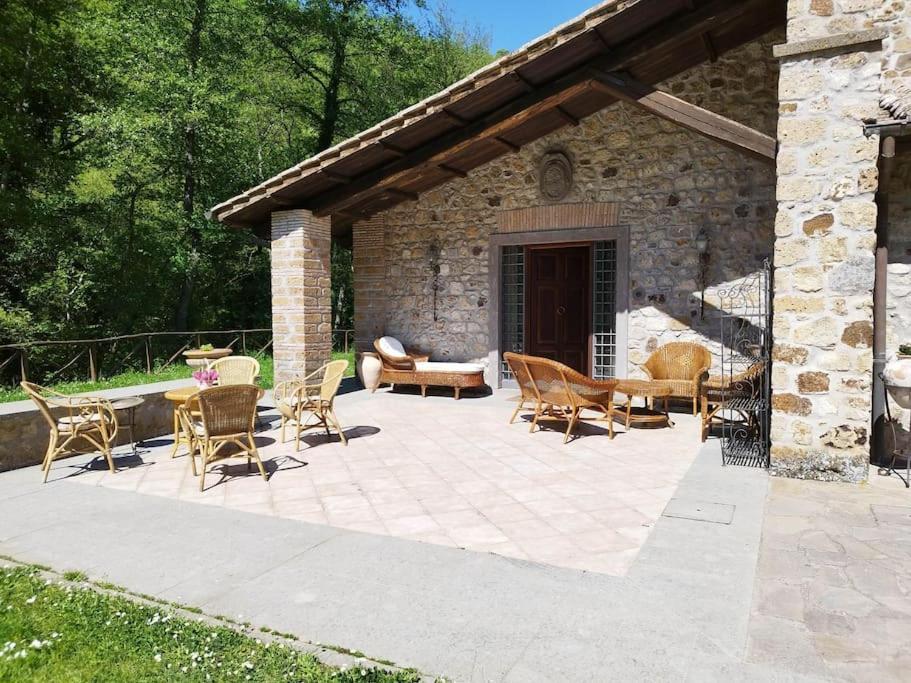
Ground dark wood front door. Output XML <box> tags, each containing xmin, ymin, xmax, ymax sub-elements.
<box><xmin>526</xmin><ymin>245</ymin><xmax>591</xmax><ymax>374</ymax></box>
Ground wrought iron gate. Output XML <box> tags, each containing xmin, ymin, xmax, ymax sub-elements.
<box><xmin>718</xmin><ymin>260</ymin><xmax>772</xmax><ymax>467</ymax></box>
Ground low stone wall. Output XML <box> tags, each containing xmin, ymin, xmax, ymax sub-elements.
<box><xmin>0</xmin><ymin>379</ymin><xmax>194</xmax><ymax>472</ymax></box>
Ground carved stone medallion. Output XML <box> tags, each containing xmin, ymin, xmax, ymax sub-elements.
<box><xmin>539</xmin><ymin>152</ymin><xmax>573</xmax><ymax>201</ymax></box>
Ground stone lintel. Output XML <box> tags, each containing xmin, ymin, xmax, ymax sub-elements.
<box><xmin>773</xmin><ymin>28</ymin><xmax>887</xmax><ymax>60</ymax></box>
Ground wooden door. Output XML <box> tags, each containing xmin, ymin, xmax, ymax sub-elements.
<box><xmin>526</xmin><ymin>245</ymin><xmax>591</xmax><ymax>374</ymax></box>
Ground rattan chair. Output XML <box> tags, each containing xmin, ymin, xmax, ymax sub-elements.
<box><xmin>209</xmin><ymin>356</ymin><xmax>260</xmax><ymax>385</ymax></box>
<box><xmin>504</xmin><ymin>354</ymin><xmax>617</xmax><ymax>443</ymax></box>
<box><xmin>178</xmin><ymin>384</ymin><xmax>266</xmax><ymax>491</ymax></box>
<box><xmin>21</xmin><ymin>381</ymin><xmax>119</xmax><ymax>483</ymax></box>
<box><xmin>273</xmin><ymin>360</ymin><xmax>349</xmax><ymax>450</ymax></box>
<box><xmin>642</xmin><ymin>342</ymin><xmax>712</xmax><ymax>415</ymax></box>
<box><xmin>700</xmin><ymin>361</ymin><xmax>765</xmax><ymax>442</ymax></box>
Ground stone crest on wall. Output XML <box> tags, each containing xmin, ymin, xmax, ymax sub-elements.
<box><xmin>538</xmin><ymin>151</ymin><xmax>573</xmax><ymax>201</ymax></box>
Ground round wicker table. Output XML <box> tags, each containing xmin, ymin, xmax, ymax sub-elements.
<box><xmin>615</xmin><ymin>379</ymin><xmax>674</xmax><ymax>429</ymax></box>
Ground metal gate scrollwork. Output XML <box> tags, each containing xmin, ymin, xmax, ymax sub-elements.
<box><xmin>717</xmin><ymin>260</ymin><xmax>772</xmax><ymax>467</ymax></box>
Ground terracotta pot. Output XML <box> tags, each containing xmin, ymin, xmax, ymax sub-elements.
<box><xmin>884</xmin><ymin>355</ymin><xmax>911</xmax><ymax>409</ymax></box>
<box><xmin>357</xmin><ymin>352</ymin><xmax>382</xmax><ymax>391</ymax></box>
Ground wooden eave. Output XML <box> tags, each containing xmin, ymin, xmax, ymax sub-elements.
<box><xmin>212</xmin><ymin>0</ymin><xmax>785</xmax><ymax>234</ymax></box>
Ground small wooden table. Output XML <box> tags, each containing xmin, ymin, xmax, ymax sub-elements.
<box><xmin>163</xmin><ymin>385</ymin><xmax>201</xmax><ymax>458</ymax></box>
<box><xmin>615</xmin><ymin>379</ymin><xmax>674</xmax><ymax>429</ymax></box>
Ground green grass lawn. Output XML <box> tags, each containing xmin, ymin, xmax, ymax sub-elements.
<box><xmin>0</xmin><ymin>352</ymin><xmax>356</xmax><ymax>404</ymax></box>
<box><xmin>0</xmin><ymin>564</ymin><xmax>419</xmax><ymax>682</ymax></box>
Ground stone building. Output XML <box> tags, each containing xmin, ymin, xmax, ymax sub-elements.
<box><xmin>210</xmin><ymin>0</ymin><xmax>910</xmax><ymax>483</ymax></box>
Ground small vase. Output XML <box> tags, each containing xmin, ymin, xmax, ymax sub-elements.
<box><xmin>195</xmin><ymin>381</ymin><xmax>214</xmax><ymax>390</ymax></box>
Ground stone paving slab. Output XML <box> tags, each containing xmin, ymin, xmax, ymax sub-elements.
<box><xmin>748</xmin><ymin>472</ymin><xmax>911</xmax><ymax>682</ymax></box>
<box><xmin>60</xmin><ymin>387</ymin><xmax>702</xmax><ymax>577</ymax></box>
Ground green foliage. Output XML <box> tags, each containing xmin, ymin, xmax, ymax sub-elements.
<box><xmin>0</xmin><ymin>564</ymin><xmax>421</xmax><ymax>681</ymax></box>
<box><xmin>0</xmin><ymin>0</ymin><xmax>493</xmax><ymax>361</ymax></box>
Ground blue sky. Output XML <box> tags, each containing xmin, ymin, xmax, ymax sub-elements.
<box><xmin>411</xmin><ymin>1</ymin><xmax>598</xmax><ymax>53</ymax></box>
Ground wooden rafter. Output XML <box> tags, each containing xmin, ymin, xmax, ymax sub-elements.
<box><xmin>588</xmin><ymin>70</ymin><xmax>776</xmax><ymax>162</ymax></box>
<box><xmin>307</xmin><ymin>0</ymin><xmax>769</xmax><ymax>219</ymax></box>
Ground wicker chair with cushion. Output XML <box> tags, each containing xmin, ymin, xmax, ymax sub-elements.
<box><xmin>209</xmin><ymin>356</ymin><xmax>260</xmax><ymax>385</ymax></box>
<box><xmin>373</xmin><ymin>336</ymin><xmax>486</xmax><ymax>400</ymax></box>
<box><xmin>505</xmin><ymin>354</ymin><xmax>618</xmax><ymax>443</ymax></box>
<box><xmin>178</xmin><ymin>384</ymin><xmax>266</xmax><ymax>491</ymax></box>
<box><xmin>273</xmin><ymin>360</ymin><xmax>349</xmax><ymax>450</ymax></box>
<box><xmin>700</xmin><ymin>361</ymin><xmax>765</xmax><ymax>442</ymax></box>
<box><xmin>642</xmin><ymin>342</ymin><xmax>713</xmax><ymax>415</ymax></box>
<box><xmin>21</xmin><ymin>381</ymin><xmax>119</xmax><ymax>483</ymax></box>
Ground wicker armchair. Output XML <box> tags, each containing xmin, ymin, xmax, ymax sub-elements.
<box><xmin>700</xmin><ymin>361</ymin><xmax>765</xmax><ymax>442</ymax></box>
<box><xmin>178</xmin><ymin>384</ymin><xmax>266</xmax><ymax>491</ymax></box>
<box><xmin>642</xmin><ymin>342</ymin><xmax>712</xmax><ymax>415</ymax></box>
<box><xmin>504</xmin><ymin>353</ymin><xmax>618</xmax><ymax>443</ymax></box>
<box><xmin>274</xmin><ymin>360</ymin><xmax>349</xmax><ymax>450</ymax></box>
<box><xmin>209</xmin><ymin>356</ymin><xmax>260</xmax><ymax>385</ymax></box>
<box><xmin>373</xmin><ymin>336</ymin><xmax>485</xmax><ymax>400</ymax></box>
<box><xmin>21</xmin><ymin>381</ymin><xmax>119</xmax><ymax>483</ymax></box>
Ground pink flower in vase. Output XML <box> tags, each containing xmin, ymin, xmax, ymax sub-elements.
<box><xmin>193</xmin><ymin>369</ymin><xmax>219</xmax><ymax>388</ymax></box>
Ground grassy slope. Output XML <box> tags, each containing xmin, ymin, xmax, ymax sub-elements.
<box><xmin>1</xmin><ymin>352</ymin><xmax>356</xmax><ymax>404</ymax></box>
<box><xmin>0</xmin><ymin>565</ymin><xmax>419</xmax><ymax>682</ymax></box>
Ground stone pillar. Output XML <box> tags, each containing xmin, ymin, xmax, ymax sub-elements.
<box><xmin>270</xmin><ymin>209</ymin><xmax>332</xmax><ymax>385</ymax></box>
<box><xmin>352</xmin><ymin>217</ymin><xmax>386</xmax><ymax>352</ymax></box>
<box><xmin>769</xmin><ymin>3</ymin><xmax>885</xmax><ymax>482</ymax></box>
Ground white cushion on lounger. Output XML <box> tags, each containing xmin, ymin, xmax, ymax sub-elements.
<box><xmin>377</xmin><ymin>336</ymin><xmax>407</xmax><ymax>359</ymax></box>
<box><xmin>415</xmin><ymin>362</ymin><xmax>484</xmax><ymax>374</ymax></box>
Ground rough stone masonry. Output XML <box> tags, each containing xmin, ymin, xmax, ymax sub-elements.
<box><xmin>769</xmin><ymin>0</ymin><xmax>907</xmax><ymax>482</ymax></box>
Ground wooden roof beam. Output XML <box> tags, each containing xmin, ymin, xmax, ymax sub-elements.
<box><xmin>493</xmin><ymin>137</ymin><xmax>521</xmax><ymax>152</ymax></box>
<box><xmin>588</xmin><ymin>70</ymin><xmax>776</xmax><ymax>163</ymax></box>
<box><xmin>554</xmin><ymin>106</ymin><xmax>580</xmax><ymax>126</ymax></box>
<box><xmin>377</xmin><ymin>139</ymin><xmax>407</xmax><ymax>157</ymax></box>
<box><xmin>438</xmin><ymin>164</ymin><xmax>468</xmax><ymax>178</ymax></box>
<box><xmin>386</xmin><ymin>187</ymin><xmax>419</xmax><ymax>201</ymax></box>
<box><xmin>310</xmin><ymin>78</ymin><xmax>595</xmax><ymax>217</ymax></box>
<box><xmin>309</xmin><ymin>0</ymin><xmax>765</xmax><ymax>218</ymax></box>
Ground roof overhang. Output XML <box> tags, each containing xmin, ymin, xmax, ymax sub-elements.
<box><xmin>211</xmin><ymin>0</ymin><xmax>786</xmax><ymax>233</ymax></box>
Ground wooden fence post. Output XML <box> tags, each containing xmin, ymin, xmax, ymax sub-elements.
<box><xmin>242</xmin><ymin>331</ymin><xmax>247</xmax><ymax>355</ymax></box>
<box><xmin>19</xmin><ymin>348</ymin><xmax>28</xmax><ymax>383</ymax></box>
<box><xmin>145</xmin><ymin>335</ymin><xmax>153</xmax><ymax>374</ymax></box>
<box><xmin>88</xmin><ymin>343</ymin><xmax>98</xmax><ymax>382</ymax></box>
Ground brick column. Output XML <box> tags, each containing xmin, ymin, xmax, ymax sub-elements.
<box><xmin>352</xmin><ymin>217</ymin><xmax>386</xmax><ymax>352</ymax></box>
<box><xmin>271</xmin><ymin>209</ymin><xmax>332</xmax><ymax>385</ymax></box>
<box><xmin>769</xmin><ymin>5</ymin><xmax>885</xmax><ymax>482</ymax></box>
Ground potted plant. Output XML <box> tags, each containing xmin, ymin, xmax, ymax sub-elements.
<box><xmin>884</xmin><ymin>344</ymin><xmax>911</xmax><ymax>408</ymax></box>
<box><xmin>183</xmin><ymin>342</ymin><xmax>233</xmax><ymax>368</ymax></box>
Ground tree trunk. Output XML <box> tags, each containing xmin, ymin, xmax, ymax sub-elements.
<box><xmin>316</xmin><ymin>12</ymin><xmax>349</xmax><ymax>152</ymax></box>
<box><xmin>175</xmin><ymin>0</ymin><xmax>208</xmax><ymax>331</ymax></box>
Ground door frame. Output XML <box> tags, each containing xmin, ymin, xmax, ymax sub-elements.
<box><xmin>525</xmin><ymin>242</ymin><xmax>593</xmax><ymax>376</ymax></box>
<box><xmin>488</xmin><ymin>225</ymin><xmax>630</xmax><ymax>389</ymax></box>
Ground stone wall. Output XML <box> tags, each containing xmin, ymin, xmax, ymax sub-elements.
<box><xmin>0</xmin><ymin>380</ymin><xmax>186</xmax><ymax>472</ymax></box>
<box><xmin>357</xmin><ymin>31</ymin><xmax>782</xmax><ymax>376</ymax></box>
<box><xmin>887</xmin><ymin>153</ymin><xmax>911</xmax><ymax>352</ymax></box>
<box><xmin>769</xmin><ymin>0</ymin><xmax>896</xmax><ymax>482</ymax></box>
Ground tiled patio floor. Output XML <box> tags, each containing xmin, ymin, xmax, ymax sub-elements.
<box><xmin>66</xmin><ymin>385</ymin><xmax>702</xmax><ymax>576</ymax></box>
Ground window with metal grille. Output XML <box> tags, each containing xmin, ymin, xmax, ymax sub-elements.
<box><xmin>593</xmin><ymin>241</ymin><xmax>617</xmax><ymax>379</ymax></box>
<box><xmin>500</xmin><ymin>245</ymin><xmax>525</xmax><ymax>382</ymax></box>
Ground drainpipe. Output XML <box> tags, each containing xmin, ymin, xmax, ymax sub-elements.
<box><xmin>872</xmin><ymin>135</ymin><xmax>895</xmax><ymax>467</ymax></box>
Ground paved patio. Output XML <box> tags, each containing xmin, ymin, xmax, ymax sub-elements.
<box><xmin>63</xmin><ymin>384</ymin><xmax>701</xmax><ymax>576</ymax></box>
<box><xmin>4</xmin><ymin>385</ymin><xmax>911</xmax><ymax>680</ymax></box>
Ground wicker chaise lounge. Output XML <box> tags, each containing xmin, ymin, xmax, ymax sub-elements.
<box><xmin>373</xmin><ymin>336</ymin><xmax>486</xmax><ymax>399</ymax></box>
